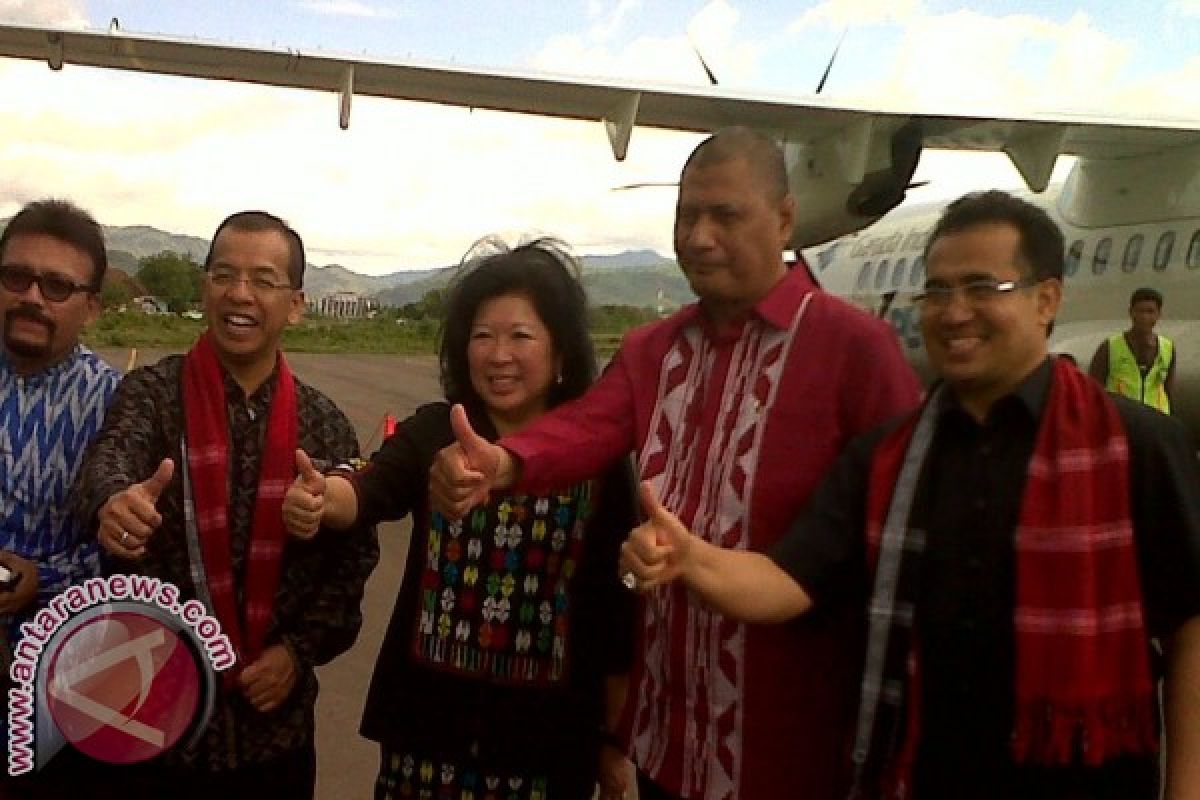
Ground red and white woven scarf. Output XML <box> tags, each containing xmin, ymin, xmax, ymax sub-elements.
<box><xmin>182</xmin><ymin>332</ymin><xmax>296</xmax><ymax>669</ymax></box>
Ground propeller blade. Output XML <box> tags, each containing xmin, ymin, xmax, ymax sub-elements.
<box><xmin>816</xmin><ymin>27</ymin><xmax>848</xmax><ymax>95</ymax></box>
<box><xmin>688</xmin><ymin>37</ymin><xmax>719</xmax><ymax>86</ymax></box>
<box><xmin>611</xmin><ymin>181</ymin><xmax>679</xmax><ymax>191</ymax></box>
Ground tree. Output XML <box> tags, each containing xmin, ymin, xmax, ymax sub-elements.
<box><xmin>137</xmin><ymin>251</ymin><xmax>202</xmax><ymax>312</ymax></box>
<box><xmin>419</xmin><ymin>288</ymin><xmax>446</xmax><ymax>320</ymax></box>
<box><xmin>100</xmin><ymin>278</ymin><xmax>135</xmax><ymax>309</ymax></box>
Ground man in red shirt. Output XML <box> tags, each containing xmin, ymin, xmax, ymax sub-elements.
<box><xmin>431</xmin><ymin>127</ymin><xmax>921</xmax><ymax>799</ymax></box>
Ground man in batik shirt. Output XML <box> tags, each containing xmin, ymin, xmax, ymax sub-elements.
<box><xmin>76</xmin><ymin>211</ymin><xmax>377</xmax><ymax>798</ymax></box>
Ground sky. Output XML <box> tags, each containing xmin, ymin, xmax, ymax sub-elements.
<box><xmin>0</xmin><ymin>0</ymin><xmax>1197</xmax><ymax>273</ymax></box>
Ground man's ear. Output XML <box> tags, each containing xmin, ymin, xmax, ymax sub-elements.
<box><xmin>84</xmin><ymin>291</ymin><xmax>102</xmax><ymax>326</ymax></box>
<box><xmin>1036</xmin><ymin>278</ymin><xmax>1063</xmax><ymax>330</ymax></box>
<box><xmin>287</xmin><ymin>290</ymin><xmax>305</xmax><ymax>325</ymax></box>
<box><xmin>778</xmin><ymin>194</ymin><xmax>797</xmax><ymax>247</ymax></box>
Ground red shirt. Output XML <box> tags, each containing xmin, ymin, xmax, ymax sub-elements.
<box><xmin>505</xmin><ymin>265</ymin><xmax>921</xmax><ymax>799</ymax></box>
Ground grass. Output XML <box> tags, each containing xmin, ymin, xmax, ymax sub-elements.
<box><xmin>83</xmin><ymin>311</ymin><xmax>636</xmax><ymax>357</ymax></box>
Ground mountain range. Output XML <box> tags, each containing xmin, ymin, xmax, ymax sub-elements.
<box><xmin>0</xmin><ymin>218</ymin><xmax>696</xmax><ymax>309</ymax></box>
<box><xmin>96</xmin><ymin>224</ymin><xmax>696</xmax><ymax>309</ymax></box>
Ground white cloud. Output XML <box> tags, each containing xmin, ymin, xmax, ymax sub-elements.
<box><xmin>0</xmin><ymin>53</ymin><xmax>696</xmax><ymax>273</ymax></box>
<box><xmin>814</xmin><ymin>9</ymin><xmax>1156</xmax><ymax>118</ymax></box>
<box><xmin>789</xmin><ymin>0</ymin><xmax>925</xmax><ymax>32</ymax></box>
<box><xmin>295</xmin><ymin>1</ymin><xmax>401</xmax><ymax>19</ymax></box>
<box><xmin>586</xmin><ymin>0</ymin><xmax>643</xmax><ymax>42</ymax></box>
<box><xmin>0</xmin><ymin>0</ymin><xmax>86</xmax><ymax>27</ymax></box>
<box><xmin>1167</xmin><ymin>0</ymin><xmax>1200</xmax><ymax>17</ymax></box>
<box><xmin>536</xmin><ymin>0</ymin><xmax>759</xmax><ymax>87</ymax></box>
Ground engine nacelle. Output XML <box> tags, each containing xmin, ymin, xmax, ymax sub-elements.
<box><xmin>782</xmin><ymin>120</ymin><xmax>923</xmax><ymax>249</ymax></box>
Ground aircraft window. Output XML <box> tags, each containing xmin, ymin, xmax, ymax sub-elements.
<box><xmin>891</xmin><ymin>258</ymin><xmax>907</xmax><ymax>287</ymax></box>
<box><xmin>874</xmin><ymin>259</ymin><xmax>890</xmax><ymax>289</ymax></box>
<box><xmin>1121</xmin><ymin>235</ymin><xmax>1143</xmax><ymax>273</ymax></box>
<box><xmin>1154</xmin><ymin>232</ymin><xmax>1174</xmax><ymax>271</ymax></box>
<box><xmin>1065</xmin><ymin>240</ymin><xmax>1083</xmax><ymax>276</ymax></box>
<box><xmin>856</xmin><ymin>262</ymin><xmax>873</xmax><ymax>290</ymax></box>
<box><xmin>910</xmin><ymin>257</ymin><xmax>925</xmax><ymax>287</ymax></box>
<box><xmin>1187</xmin><ymin>230</ymin><xmax>1200</xmax><ymax>269</ymax></box>
<box><xmin>1092</xmin><ymin>238</ymin><xmax>1111</xmax><ymax>274</ymax></box>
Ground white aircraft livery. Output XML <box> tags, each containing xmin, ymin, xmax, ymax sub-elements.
<box><xmin>0</xmin><ymin>22</ymin><xmax>1198</xmax><ymax>436</ymax></box>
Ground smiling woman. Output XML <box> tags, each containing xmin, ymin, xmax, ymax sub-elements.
<box><xmin>279</xmin><ymin>237</ymin><xmax>639</xmax><ymax>800</ymax></box>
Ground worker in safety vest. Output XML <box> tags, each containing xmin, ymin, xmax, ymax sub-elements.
<box><xmin>1089</xmin><ymin>286</ymin><xmax>1176</xmax><ymax>413</ymax></box>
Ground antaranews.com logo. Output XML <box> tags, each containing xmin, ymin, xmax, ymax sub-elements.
<box><xmin>7</xmin><ymin>574</ymin><xmax>234</xmax><ymax>775</ymax></box>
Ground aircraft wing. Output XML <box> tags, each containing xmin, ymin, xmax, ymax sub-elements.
<box><xmin>0</xmin><ymin>22</ymin><xmax>1196</xmax><ymax>165</ymax></box>
<box><xmin>3</xmin><ymin>22</ymin><xmax>1198</xmax><ymax>246</ymax></box>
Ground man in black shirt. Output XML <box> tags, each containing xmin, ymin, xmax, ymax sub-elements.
<box><xmin>620</xmin><ymin>190</ymin><xmax>1200</xmax><ymax>799</ymax></box>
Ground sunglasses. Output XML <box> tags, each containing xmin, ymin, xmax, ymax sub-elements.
<box><xmin>0</xmin><ymin>264</ymin><xmax>95</xmax><ymax>303</ymax></box>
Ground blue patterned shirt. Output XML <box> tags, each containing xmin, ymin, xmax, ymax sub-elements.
<box><xmin>0</xmin><ymin>345</ymin><xmax>120</xmax><ymax>613</ymax></box>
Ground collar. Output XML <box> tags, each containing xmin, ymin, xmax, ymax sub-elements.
<box><xmin>219</xmin><ymin>358</ymin><xmax>279</xmax><ymax>414</ymax></box>
<box><xmin>937</xmin><ymin>357</ymin><xmax>1054</xmax><ymax>424</ymax></box>
<box><xmin>676</xmin><ymin>262</ymin><xmax>817</xmax><ymax>339</ymax></box>
<box><xmin>0</xmin><ymin>344</ymin><xmax>86</xmax><ymax>384</ymax></box>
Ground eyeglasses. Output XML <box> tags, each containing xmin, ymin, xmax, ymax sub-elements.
<box><xmin>0</xmin><ymin>264</ymin><xmax>95</xmax><ymax>302</ymax></box>
<box><xmin>207</xmin><ymin>269</ymin><xmax>294</xmax><ymax>293</ymax></box>
<box><xmin>913</xmin><ymin>278</ymin><xmax>1037</xmax><ymax>309</ymax></box>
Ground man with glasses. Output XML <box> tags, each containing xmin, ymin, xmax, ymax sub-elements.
<box><xmin>0</xmin><ymin>198</ymin><xmax>119</xmax><ymax>638</ymax></box>
<box><xmin>75</xmin><ymin>211</ymin><xmax>378</xmax><ymax>797</ymax></box>
<box><xmin>620</xmin><ymin>190</ymin><xmax>1200</xmax><ymax>799</ymax></box>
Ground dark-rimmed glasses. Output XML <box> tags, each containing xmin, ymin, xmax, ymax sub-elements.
<box><xmin>913</xmin><ymin>278</ymin><xmax>1038</xmax><ymax>309</ymax></box>
<box><xmin>0</xmin><ymin>264</ymin><xmax>95</xmax><ymax>303</ymax></box>
<box><xmin>206</xmin><ymin>268</ymin><xmax>294</xmax><ymax>293</ymax></box>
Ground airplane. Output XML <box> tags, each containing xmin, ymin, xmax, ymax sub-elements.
<box><xmin>808</xmin><ymin>188</ymin><xmax>1200</xmax><ymax>438</ymax></box>
<box><xmin>0</xmin><ymin>22</ymin><xmax>1198</xmax><ymax>436</ymax></box>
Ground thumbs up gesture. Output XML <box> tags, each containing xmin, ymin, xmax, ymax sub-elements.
<box><xmin>619</xmin><ymin>482</ymin><xmax>693</xmax><ymax>591</ymax></box>
<box><xmin>429</xmin><ymin>404</ymin><xmax>514</xmax><ymax>521</ymax></box>
<box><xmin>98</xmin><ymin>458</ymin><xmax>175</xmax><ymax>559</ymax></box>
<box><xmin>283</xmin><ymin>449</ymin><xmax>326</xmax><ymax>539</ymax></box>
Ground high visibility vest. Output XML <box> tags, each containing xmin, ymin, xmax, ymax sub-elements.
<box><xmin>1106</xmin><ymin>333</ymin><xmax>1173</xmax><ymax>413</ymax></box>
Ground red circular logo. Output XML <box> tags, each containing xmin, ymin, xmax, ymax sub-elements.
<box><xmin>45</xmin><ymin>610</ymin><xmax>202</xmax><ymax>764</ymax></box>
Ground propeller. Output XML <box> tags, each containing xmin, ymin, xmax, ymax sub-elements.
<box><xmin>611</xmin><ymin>182</ymin><xmax>679</xmax><ymax>191</ymax></box>
<box><xmin>815</xmin><ymin>27</ymin><xmax>848</xmax><ymax>94</ymax></box>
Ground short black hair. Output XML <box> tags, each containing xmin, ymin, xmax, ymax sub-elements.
<box><xmin>440</xmin><ymin>237</ymin><xmax>595</xmax><ymax>414</ymax></box>
<box><xmin>924</xmin><ymin>190</ymin><xmax>1064</xmax><ymax>282</ymax></box>
<box><xmin>0</xmin><ymin>199</ymin><xmax>107</xmax><ymax>289</ymax></box>
<box><xmin>682</xmin><ymin>126</ymin><xmax>789</xmax><ymax>202</ymax></box>
<box><xmin>205</xmin><ymin>211</ymin><xmax>306</xmax><ymax>289</ymax></box>
<box><xmin>1130</xmin><ymin>287</ymin><xmax>1163</xmax><ymax>309</ymax></box>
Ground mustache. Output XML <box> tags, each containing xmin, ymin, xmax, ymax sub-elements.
<box><xmin>5</xmin><ymin>303</ymin><xmax>55</xmax><ymax>330</ymax></box>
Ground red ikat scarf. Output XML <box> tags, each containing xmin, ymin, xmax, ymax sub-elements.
<box><xmin>855</xmin><ymin>358</ymin><xmax>1157</xmax><ymax>798</ymax></box>
<box><xmin>183</xmin><ymin>332</ymin><xmax>296</xmax><ymax>670</ymax></box>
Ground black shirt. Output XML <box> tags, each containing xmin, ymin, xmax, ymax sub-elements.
<box><xmin>771</xmin><ymin>359</ymin><xmax>1200</xmax><ymax>799</ymax></box>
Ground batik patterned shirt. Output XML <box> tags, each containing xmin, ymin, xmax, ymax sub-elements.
<box><xmin>0</xmin><ymin>346</ymin><xmax>119</xmax><ymax>616</ymax></box>
<box><xmin>74</xmin><ymin>354</ymin><xmax>379</xmax><ymax>771</ymax></box>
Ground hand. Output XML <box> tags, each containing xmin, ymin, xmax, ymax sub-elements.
<box><xmin>428</xmin><ymin>404</ymin><xmax>508</xmax><ymax>520</ymax></box>
<box><xmin>238</xmin><ymin>643</ymin><xmax>298</xmax><ymax>713</ymax></box>
<box><xmin>596</xmin><ymin>741</ymin><xmax>633</xmax><ymax>800</ymax></box>
<box><xmin>0</xmin><ymin>551</ymin><xmax>38</xmax><ymax>615</ymax></box>
<box><xmin>98</xmin><ymin>458</ymin><xmax>174</xmax><ymax>559</ymax></box>
<box><xmin>619</xmin><ymin>482</ymin><xmax>692</xmax><ymax>591</ymax></box>
<box><xmin>283</xmin><ymin>449</ymin><xmax>325</xmax><ymax>539</ymax></box>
